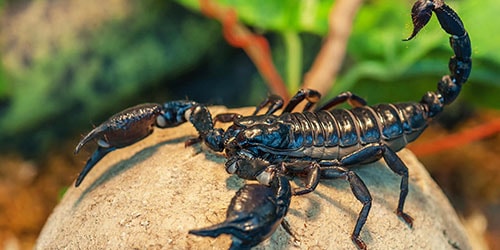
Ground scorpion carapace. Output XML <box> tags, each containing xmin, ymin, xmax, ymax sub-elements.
<box><xmin>74</xmin><ymin>1</ymin><xmax>471</xmax><ymax>249</ymax></box>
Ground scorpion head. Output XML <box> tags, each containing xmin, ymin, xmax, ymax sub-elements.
<box><xmin>228</xmin><ymin>115</ymin><xmax>291</xmax><ymax>150</ymax></box>
<box><xmin>223</xmin><ymin>115</ymin><xmax>291</xmax><ymax>162</ymax></box>
<box><xmin>222</xmin><ymin>115</ymin><xmax>291</xmax><ymax>185</ymax></box>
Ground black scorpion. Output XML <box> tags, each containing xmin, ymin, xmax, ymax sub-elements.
<box><xmin>73</xmin><ymin>1</ymin><xmax>471</xmax><ymax>249</ymax></box>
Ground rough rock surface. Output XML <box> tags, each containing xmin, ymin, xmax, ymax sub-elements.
<box><xmin>37</xmin><ymin>107</ymin><xmax>472</xmax><ymax>249</ymax></box>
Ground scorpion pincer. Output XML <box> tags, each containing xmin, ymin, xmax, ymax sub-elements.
<box><xmin>74</xmin><ymin>0</ymin><xmax>471</xmax><ymax>249</ymax></box>
<box><xmin>189</xmin><ymin>175</ymin><xmax>292</xmax><ymax>250</ymax></box>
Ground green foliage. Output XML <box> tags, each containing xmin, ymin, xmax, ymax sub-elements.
<box><xmin>58</xmin><ymin>186</ymin><xmax>69</xmax><ymax>201</ymax></box>
<box><xmin>174</xmin><ymin>0</ymin><xmax>334</xmax><ymax>94</ymax></box>
<box><xmin>1</xmin><ymin>0</ymin><xmax>498</xmax><ymax>154</ymax></box>
<box><xmin>0</xmin><ymin>1</ymin><xmax>220</xmax><ymax>141</ymax></box>
<box><xmin>334</xmin><ymin>0</ymin><xmax>445</xmax><ymax>100</ymax></box>
<box><xmin>0</xmin><ymin>64</ymin><xmax>6</xmax><ymax>98</ymax></box>
<box><xmin>336</xmin><ymin>0</ymin><xmax>500</xmax><ymax>108</ymax></box>
<box><xmin>176</xmin><ymin>0</ymin><xmax>333</xmax><ymax>34</ymax></box>
<box><xmin>174</xmin><ymin>0</ymin><xmax>500</xmax><ymax>109</ymax></box>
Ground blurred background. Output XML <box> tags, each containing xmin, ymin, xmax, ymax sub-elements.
<box><xmin>0</xmin><ymin>0</ymin><xmax>498</xmax><ymax>249</ymax></box>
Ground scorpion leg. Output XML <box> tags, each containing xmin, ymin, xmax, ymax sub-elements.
<box><xmin>252</xmin><ymin>93</ymin><xmax>284</xmax><ymax>115</ymax></box>
<box><xmin>279</xmin><ymin>161</ymin><xmax>322</xmax><ymax>196</ymax></box>
<box><xmin>282</xmin><ymin>89</ymin><xmax>321</xmax><ymax>113</ymax></box>
<box><xmin>213</xmin><ymin>113</ymin><xmax>242</xmax><ymax>125</ymax></box>
<box><xmin>321</xmin><ymin>166</ymin><xmax>372</xmax><ymax>250</ymax></box>
<box><xmin>293</xmin><ymin>162</ymin><xmax>321</xmax><ymax>195</ymax></box>
<box><xmin>189</xmin><ymin>175</ymin><xmax>292</xmax><ymax>249</ymax></box>
<box><xmin>234</xmin><ymin>158</ymin><xmax>322</xmax><ymax>196</ymax></box>
<box><xmin>380</xmin><ymin>145</ymin><xmax>413</xmax><ymax>226</ymax></box>
<box><xmin>317</xmin><ymin>91</ymin><xmax>367</xmax><ymax>111</ymax></box>
<box><xmin>336</xmin><ymin>142</ymin><xmax>413</xmax><ymax>226</ymax></box>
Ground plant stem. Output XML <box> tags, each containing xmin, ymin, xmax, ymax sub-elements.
<box><xmin>301</xmin><ymin>0</ymin><xmax>363</xmax><ymax>97</ymax></box>
<box><xmin>282</xmin><ymin>31</ymin><xmax>302</xmax><ymax>95</ymax></box>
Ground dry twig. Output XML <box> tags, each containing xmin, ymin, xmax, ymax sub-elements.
<box><xmin>199</xmin><ymin>0</ymin><xmax>289</xmax><ymax>101</ymax></box>
<box><xmin>301</xmin><ymin>0</ymin><xmax>364</xmax><ymax>97</ymax></box>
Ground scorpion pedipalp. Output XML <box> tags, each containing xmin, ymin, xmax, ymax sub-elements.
<box><xmin>74</xmin><ymin>103</ymin><xmax>162</xmax><ymax>187</ymax></box>
<box><xmin>189</xmin><ymin>175</ymin><xmax>292</xmax><ymax>249</ymax></box>
<box><xmin>74</xmin><ymin>100</ymin><xmax>227</xmax><ymax>187</ymax></box>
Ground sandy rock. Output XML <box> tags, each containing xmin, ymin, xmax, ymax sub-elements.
<box><xmin>36</xmin><ymin>107</ymin><xmax>472</xmax><ymax>249</ymax></box>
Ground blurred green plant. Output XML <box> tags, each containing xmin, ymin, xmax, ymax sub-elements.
<box><xmin>0</xmin><ymin>64</ymin><xmax>6</xmax><ymax>99</ymax></box>
<box><xmin>0</xmin><ymin>1</ymin><xmax>222</xmax><ymax>153</ymax></box>
<box><xmin>336</xmin><ymin>0</ymin><xmax>500</xmax><ymax>108</ymax></box>
<box><xmin>177</xmin><ymin>0</ymin><xmax>332</xmax><ymax>34</ymax></box>
<box><xmin>1</xmin><ymin>0</ymin><xmax>498</xmax><ymax>156</ymax></box>
<box><xmin>175</xmin><ymin>0</ymin><xmax>500</xmax><ymax>108</ymax></box>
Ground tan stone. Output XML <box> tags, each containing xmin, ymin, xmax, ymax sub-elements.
<box><xmin>36</xmin><ymin>107</ymin><xmax>472</xmax><ymax>249</ymax></box>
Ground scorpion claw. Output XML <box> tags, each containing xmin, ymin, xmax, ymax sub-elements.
<box><xmin>74</xmin><ymin>125</ymin><xmax>107</xmax><ymax>155</ymax></box>
<box><xmin>397</xmin><ymin>210</ymin><xmax>414</xmax><ymax>228</ymax></box>
<box><xmin>74</xmin><ymin>103</ymin><xmax>163</xmax><ymax>187</ymax></box>
<box><xmin>404</xmin><ymin>0</ymin><xmax>435</xmax><ymax>41</ymax></box>
<box><xmin>189</xmin><ymin>176</ymin><xmax>292</xmax><ymax>249</ymax></box>
<box><xmin>75</xmin><ymin>146</ymin><xmax>115</xmax><ymax>187</ymax></box>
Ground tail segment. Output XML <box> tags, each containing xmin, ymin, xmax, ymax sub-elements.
<box><xmin>406</xmin><ymin>0</ymin><xmax>471</xmax><ymax>118</ymax></box>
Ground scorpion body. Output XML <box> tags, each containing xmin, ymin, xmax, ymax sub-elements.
<box><xmin>226</xmin><ymin>103</ymin><xmax>428</xmax><ymax>161</ymax></box>
<box><xmin>74</xmin><ymin>1</ymin><xmax>471</xmax><ymax>249</ymax></box>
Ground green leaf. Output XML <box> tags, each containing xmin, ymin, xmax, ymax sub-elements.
<box><xmin>175</xmin><ymin>0</ymin><xmax>500</xmax><ymax>108</ymax></box>
<box><xmin>0</xmin><ymin>64</ymin><xmax>7</xmax><ymax>97</ymax></box>
<box><xmin>175</xmin><ymin>0</ymin><xmax>334</xmax><ymax>34</ymax></box>
<box><xmin>331</xmin><ymin>0</ymin><xmax>500</xmax><ymax>109</ymax></box>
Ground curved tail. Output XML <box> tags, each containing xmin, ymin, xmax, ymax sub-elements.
<box><xmin>406</xmin><ymin>0</ymin><xmax>472</xmax><ymax>118</ymax></box>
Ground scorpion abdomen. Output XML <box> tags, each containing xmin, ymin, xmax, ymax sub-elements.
<box><xmin>280</xmin><ymin>102</ymin><xmax>429</xmax><ymax>159</ymax></box>
<box><xmin>370</xmin><ymin>103</ymin><xmax>428</xmax><ymax>151</ymax></box>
